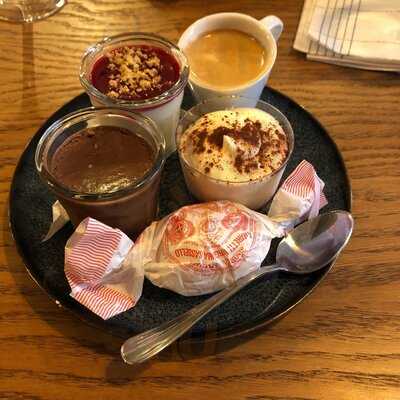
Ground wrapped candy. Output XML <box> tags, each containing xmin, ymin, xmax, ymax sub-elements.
<box><xmin>64</xmin><ymin>160</ymin><xmax>327</xmax><ymax>319</ymax></box>
<box><xmin>130</xmin><ymin>200</ymin><xmax>284</xmax><ymax>296</ymax></box>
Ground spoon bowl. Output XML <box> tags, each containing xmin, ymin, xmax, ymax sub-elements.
<box><xmin>278</xmin><ymin>210</ymin><xmax>353</xmax><ymax>273</ymax></box>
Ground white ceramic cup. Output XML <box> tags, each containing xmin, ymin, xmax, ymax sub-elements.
<box><xmin>178</xmin><ymin>13</ymin><xmax>283</xmax><ymax>108</ymax></box>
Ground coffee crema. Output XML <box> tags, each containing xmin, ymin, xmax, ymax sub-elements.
<box><xmin>184</xmin><ymin>29</ymin><xmax>269</xmax><ymax>89</ymax></box>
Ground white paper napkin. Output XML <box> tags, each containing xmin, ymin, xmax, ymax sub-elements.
<box><xmin>294</xmin><ymin>0</ymin><xmax>400</xmax><ymax>71</ymax></box>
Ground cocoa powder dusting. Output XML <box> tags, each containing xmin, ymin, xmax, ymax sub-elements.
<box><xmin>208</xmin><ymin>126</ymin><xmax>231</xmax><ymax>149</ymax></box>
<box><xmin>234</xmin><ymin>153</ymin><xmax>244</xmax><ymax>172</ymax></box>
<box><xmin>184</xmin><ymin>112</ymin><xmax>288</xmax><ymax>178</ymax></box>
<box><xmin>192</xmin><ymin>129</ymin><xmax>207</xmax><ymax>154</ymax></box>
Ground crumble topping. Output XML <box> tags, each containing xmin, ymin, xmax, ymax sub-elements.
<box><xmin>106</xmin><ymin>46</ymin><xmax>165</xmax><ymax>99</ymax></box>
<box><xmin>91</xmin><ymin>44</ymin><xmax>180</xmax><ymax>101</ymax></box>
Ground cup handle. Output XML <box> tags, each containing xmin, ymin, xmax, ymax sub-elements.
<box><xmin>259</xmin><ymin>15</ymin><xmax>283</xmax><ymax>42</ymax></box>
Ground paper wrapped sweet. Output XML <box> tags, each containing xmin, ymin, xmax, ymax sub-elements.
<box><xmin>65</xmin><ymin>218</ymin><xmax>143</xmax><ymax>319</ymax></box>
<box><xmin>64</xmin><ymin>160</ymin><xmax>328</xmax><ymax>319</ymax></box>
<box><xmin>130</xmin><ymin>200</ymin><xmax>284</xmax><ymax>296</ymax></box>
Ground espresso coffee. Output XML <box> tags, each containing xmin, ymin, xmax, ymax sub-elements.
<box><xmin>184</xmin><ymin>29</ymin><xmax>269</xmax><ymax>89</ymax></box>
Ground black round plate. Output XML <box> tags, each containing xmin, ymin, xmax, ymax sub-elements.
<box><xmin>9</xmin><ymin>87</ymin><xmax>351</xmax><ymax>342</ymax></box>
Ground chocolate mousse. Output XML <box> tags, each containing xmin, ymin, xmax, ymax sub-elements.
<box><xmin>51</xmin><ymin>126</ymin><xmax>155</xmax><ymax>193</ymax></box>
<box><xmin>91</xmin><ymin>45</ymin><xmax>180</xmax><ymax>101</ymax></box>
<box><xmin>48</xmin><ymin>125</ymin><xmax>161</xmax><ymax>237</ymax></box>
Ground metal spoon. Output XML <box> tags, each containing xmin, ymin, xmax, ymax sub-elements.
<box><xmin>121</xmin><ymin>210</ymin><xmax>353</xmax><ymax>364</ymax></box>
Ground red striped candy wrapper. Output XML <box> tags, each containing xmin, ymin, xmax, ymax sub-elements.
<box><xmin>65</xmin><ymin>218</ymin><xmax>143</xmax><ymax>320</ymax></box>
<box><xmin>269</xmin><ymin>160</ymin><xmax>328</xmax><ymax>230</ymax></box>
<box><xmin>64</xmin><ymin>160</ymin><xmax>328</xmax><ymax>318</ymax></box>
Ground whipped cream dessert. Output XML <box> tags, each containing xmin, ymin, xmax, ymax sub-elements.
<box><xmin>179</xmin><ymin>108</ymin><xmax>289</xmax><ymax>182</ymax></box>
<box><xmin>177</xmin><ymin>106</ymin><xmax>292</xmax><ymax>209</ymax></box>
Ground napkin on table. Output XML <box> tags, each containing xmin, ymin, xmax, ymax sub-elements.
<box><xmin>294</xmin><ymin>0</ymin><xmax>400</xmax><ymax>71</ymax></box>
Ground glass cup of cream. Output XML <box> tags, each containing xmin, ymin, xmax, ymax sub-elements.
<box><xmin>176</xmin><ymin>96</ymin><xmax>294</xmax><ymax>209</ymax></box>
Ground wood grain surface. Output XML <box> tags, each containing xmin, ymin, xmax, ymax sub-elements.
<box><xmin>1</xmin><ymin>1</ymin><xmax>400</xmax><ymax>399</ymax></box>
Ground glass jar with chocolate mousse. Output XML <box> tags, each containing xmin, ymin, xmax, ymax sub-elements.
<box><xmin>80</xmin><ymin>32</ymin><xmax>189</xmax><ymax>155</ymax></box>
<box><xmin>35</xmin><ymin>107</ymin><xmax>165</xmax><ymax>238</ymax></box>
<box><xmin>177</xmin><ymin>96</ymin><xmax>294</xmax><ymax>209</ymax></box>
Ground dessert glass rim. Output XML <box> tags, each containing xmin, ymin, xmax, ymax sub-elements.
<box><xmin>79</xmin><ymin>32</ymin><xmax>190</xmax><ymax>109</ymax></box>
<box><xmin>35</xmin><ymin>106</ymin><xmax>166</xmax><ymax>201</ymax></box>
<box><xmin>176</xmin><ymin>95</ymin><xmax>294</xmax><ymax>185</ymax></box>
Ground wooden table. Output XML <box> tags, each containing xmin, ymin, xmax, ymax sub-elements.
<box><xmin>1</xmin><ymin>1</ymin><xmax>399</xmax><ymax>399</ymax></box>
